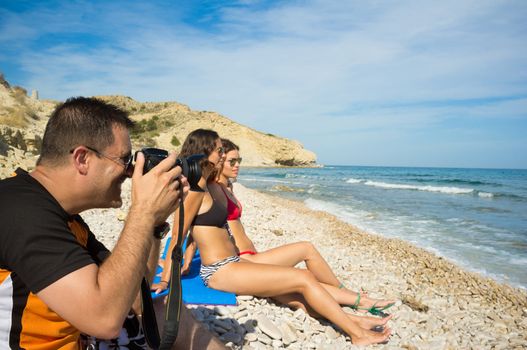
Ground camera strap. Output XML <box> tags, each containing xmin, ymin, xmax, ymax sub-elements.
<box><xmin>141</xmin><ymin>198</ymin><xmax>186</xmax><ymax>350</ymax></box>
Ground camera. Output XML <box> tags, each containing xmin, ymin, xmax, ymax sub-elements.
<box><xmin>136</xmin><ymin>148</ymin><xmax>205</xmax><ymax>191</ymax></box>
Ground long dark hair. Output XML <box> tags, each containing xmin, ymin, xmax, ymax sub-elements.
<box><xmin>179</xmin><ymin>129</ymin><xmax>220</xmax><ymax>180</ymax></box>
<box><xmin>179</xmin><ymin>129</ymin><xmax>219</xmax><ymax>158</ymax></box>
<box><xmin>221</xmin><ymin>138</ymin><xmax>239</xmax><ymax>154</ymax></box>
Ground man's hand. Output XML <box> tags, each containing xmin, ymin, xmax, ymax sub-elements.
<box><xmin>179</xmin><ymin>175</ymin><xmax>190</xmax><ymax>203</ymax></box>
<box><xmin>131</xmin><ymin>152</ymin><xmax>184</xmax><ymax>226</ymax></box>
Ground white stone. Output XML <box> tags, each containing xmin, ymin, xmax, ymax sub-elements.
<box><xmin>271</xmin><ymin>339</ymin><xmax>283</xmax><ymax>348</ymax></box>
<box><xmin>245</xmin><ymin>332</ymin><xmax>258</xmax><ymax>342</ymax></box>
<box><xmin>293</xmin><ymin>308</ymin><xmax>306</xmax><ymax>321</ymax></box>
<box><xmin>214</xmin><ymin>305</ymin><xmax>232</xmax><ymax>316</ymax></box>
<box><xmin>256</xmin><ymin>314</ymin><xmax>282</xmax><ymax>340</ymax></box>
<box><xmin>279</xmin><ymin>322</ymin><xmax>297</xmax><ymax>346</ymax></box>
<box><xmin>324</xmin><ymin>326</ymin><xmax>339</xmax><ymax>340</ymax></box>
<box><xmin>234</xmin><ymin>309</ymin><xmax>249</xmax><ymax>318</ymax></box>
<box><xmin>257</xmin><ymin>333</ymin><xmax>272</xmax><ymax>345</ymax></box>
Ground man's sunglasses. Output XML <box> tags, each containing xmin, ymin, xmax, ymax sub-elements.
<box><xmin>227</xmin><ymin>157</ymin><xmax>242</xmax><ymax>167</ymax></box>
<box><xmin>71</xmin><ymin>146</ymin><xmax>133</xmax><ymax>172</ymax></box>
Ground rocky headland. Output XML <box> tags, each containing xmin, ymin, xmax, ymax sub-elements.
<box><xmin>0</xmin><ymin>74</ymin><xmax>317</xmax><ymax>180</ymax></box>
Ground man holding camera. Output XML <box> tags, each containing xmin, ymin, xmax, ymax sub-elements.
<box><xmin>0</xmin><ymin>97</ymin><xmax>225</xmax><ymax>349</ymax></box>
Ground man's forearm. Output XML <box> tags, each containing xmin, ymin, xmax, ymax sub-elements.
<box><xmin>97</xmin><ymin>207</ymin><xmax>156</xmax><ymax>323</ymax></box>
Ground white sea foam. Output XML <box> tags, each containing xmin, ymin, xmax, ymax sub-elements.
<box><xmin>285</xmin><ymin>173</ymin><xmax>307</xmax><ymax>179</ymax></box>
<box><xmin>478</xmin><ymin>192</ymin><xmax>494</xmax><ymax>198</ymax></box>
<box><xmin>346</xmin><ymin>178</ymin><xmax>363</xmax><ymax>184</ymax></box>
<box><xmin>509</xmin><ymin>257</ymin><xmax>527</xmax><ymax>266</ymax></box>
<box><xmin>363</xmin><ymin>181</ymin><xmax>474</xmax><ymax>194</ymax></box>
<box><xmin>304</xmin><ymin>197</ymin><xmax>347</xmax><ymax>215</ymax></box>
<box><xmin>307</xmin><ymin>184</ymin><xmax>318</xmax><ymax>194</ymax></box>
<box><xmin>242</xmin><ymin>177</ymin><xmax>303</xmax><ymax>185</ymax></box>
<box><xmin>303</xmin><ymin>198</ymin><xmax>378</xmax><ymax>232</ymax></box>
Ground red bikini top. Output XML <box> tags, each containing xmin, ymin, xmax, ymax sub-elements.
<box><xmin>219</xmin><ymin>185</ymin><xmax>242</xmax><ymax>220</ymax></box>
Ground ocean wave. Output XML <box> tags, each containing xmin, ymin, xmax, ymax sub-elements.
<box><xmin>345</xmin><ymin>179</ymin><xmax>509</xmax><ymax>198</ymax></box>
<box><xmin>363</xmin><ymin>181</ymin><xmax>475</xmax><ymax>194</ymax></box>
<box><xmin>285</xmin><ymin>173</ymin><xmax>307</xmax><ymax>179</ymax></box>
<box><xmin>431</xmin><ymin>178</ymin><xmax>496</xmax><ymax>186</ymax></box>
<box><xmin>451</xmin><ymin>179</ymin><xmax>494</xmax><ymax>186</ymax></box>
<box><xmin>241</xmin><ymin>177</ymin><xmax>303</xmax><ymax>185</ymax></box>
<box><xmin>346</xmin><ymin>178</ymin><xmax>363</xmax><ymax>184</ymax></box>
<box><xmin>491</xmin><ymin>192</ymin><xmax>527</xmax><ymax>201</ymax></box>
<box><xmin>509</xmin><ymin>257</ymin><xmax>527</xmax><ymax>266</ymax></box>
<box><xmin>307</xmin><ymin>184</ymin><xmax>319</xmax><ymax>194</ymax></box>
<box><xmin>473</xmin><ymin>206</ymin><xmax>511</xmax><ymax>214</ymax></box>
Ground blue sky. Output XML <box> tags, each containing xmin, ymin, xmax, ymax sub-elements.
<box><xmin>1</xmin><ymin>0</ymin><xmax>526</xmax><ymax>168</ymax></box>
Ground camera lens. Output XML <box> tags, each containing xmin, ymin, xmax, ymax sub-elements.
<box><xmin>178</xmin><ymin>154</ymin><xmax>205</xmax><ymax>191</ymax></box>
<box><xmin>138</xmin><ymin>148</ymin><xmax>205</xmax><ymax>190</ymax></box>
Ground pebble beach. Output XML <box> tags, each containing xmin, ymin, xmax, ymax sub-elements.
<box><xmin>83</xmin><ymin>180</ymin><xmax>527</xmax><ymax>349</ymax></box>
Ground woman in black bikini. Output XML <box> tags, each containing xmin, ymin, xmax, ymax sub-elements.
<box><xmin>156</xmin><ymin>129</ymin><xmax>392</xmax><ymax>345</ymax></box>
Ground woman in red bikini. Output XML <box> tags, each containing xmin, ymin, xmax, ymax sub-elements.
<box><xmin>155</xmin><ymin>129</ymin><xmax>393</xmax><ymax>345</ymax></box>
<box><xmin>212</xmin><ymin>139</ymin><xmax>395</xmax><ymax>317</ymax></box>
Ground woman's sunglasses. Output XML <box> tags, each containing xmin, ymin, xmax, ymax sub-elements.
<box><xmin>227</xmin><ymin>157</ymin><xmax>242</xmax><ymax>167</ymax></box>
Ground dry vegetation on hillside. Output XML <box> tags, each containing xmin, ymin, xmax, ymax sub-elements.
<box><xmin>1</xmin><ymin>75</ymin><xmax>317</xmax><ymax>179</ymax></box>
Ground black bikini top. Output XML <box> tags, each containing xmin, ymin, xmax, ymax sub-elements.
<box><xmin>192</xmin><ymin>197</ymin><xmax>228</xmax><ymax>228</ymax></box>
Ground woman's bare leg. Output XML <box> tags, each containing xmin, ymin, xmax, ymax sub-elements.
<box><xmin>272</xmin><ymin>293</ymin><xmax>393</xmax><ymax>329</ymax></box>
<box><xmin>242</xmin><ymin>241</ymin><xmax>341</xmax><ymax>286</ymax></box>
<box><xmin>244</xmin><ymin>242</ymin><xmax>386</xmax><ymax>303</ymax></box>
<box><xmin>209</xmin><ymin>261</ymin><xmax>390</xmax><ymax>345</ymax></box>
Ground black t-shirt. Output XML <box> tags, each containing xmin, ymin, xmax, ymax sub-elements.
<box><xmin>0</xmin><ymin>168</ymin><xmax>110</xmax><ymax>349</ymax></box>
<box><xmin>0</xmin><ymin>168</ymin><xmax>109</xmax><ymax>293</ymax></box>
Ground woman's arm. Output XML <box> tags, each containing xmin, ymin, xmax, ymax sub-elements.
<box><xmin>152</xmin><ymin>190</ymin><xmax>205</xmax><ymax>292</ymax></box>
<box><xmin>228</xmin><ymin>219</ymin><xmax>257</xmax><ymax>253</ymax></box>
<box><xmin>181</xmin><ymin>235</ymin><xmax>197</xmax><ymax>275</ymax></box>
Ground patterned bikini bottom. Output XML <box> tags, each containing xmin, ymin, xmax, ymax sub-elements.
<box><xmin>199</xmin><ymin>255</ymin><xmax>240</xmax><ymax>286</ymax></box>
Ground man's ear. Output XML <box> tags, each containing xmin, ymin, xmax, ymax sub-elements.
<box><xmin>70</xmin><ymin>147</ymin><xmax>90</xmax><ymax>175</ymax></box>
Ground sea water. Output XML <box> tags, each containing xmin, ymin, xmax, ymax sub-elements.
<box><xmin>237</xmin><ymin>166</ymin><xmax>527</xmax><ymax>290</ymax></box>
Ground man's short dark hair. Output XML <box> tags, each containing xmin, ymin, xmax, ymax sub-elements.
<box><xmin>38</xmin><ymin>97</ymin><xmax>134</xmax><ymax>165</ymax></box>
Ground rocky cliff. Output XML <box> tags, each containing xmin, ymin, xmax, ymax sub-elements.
<box><xmin>0</xmin><ymin>74</ymin><xmax>58</xmax><ymax>178</ymax></box>
<box><xmin>0</xmin><ymin>76</ymin><xmax>317</xmax><ymax>178</ymax></box>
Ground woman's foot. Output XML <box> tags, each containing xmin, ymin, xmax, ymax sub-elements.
<box><xmin>347</xmin><ymin>313</ymin><xmax>393</xmax><ymax>330</ymax></box>
<box><xmin>351</xmin><ymin>327</ymin><xmax>391</xmax><ymax>345</ymax></box>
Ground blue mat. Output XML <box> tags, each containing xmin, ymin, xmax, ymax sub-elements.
<box><xmin>151</xmin><ymin>237</ymin><xmax>237</xmax><ymax>305</ymax></box>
